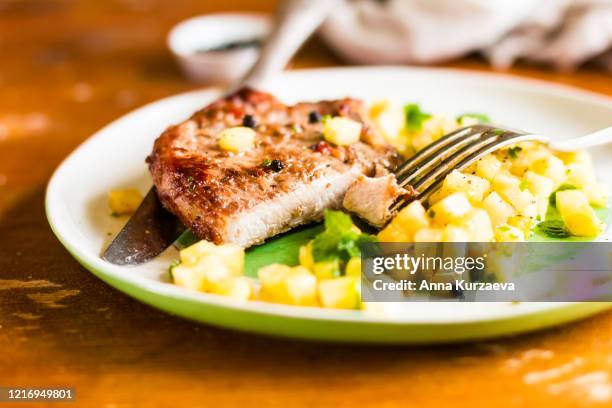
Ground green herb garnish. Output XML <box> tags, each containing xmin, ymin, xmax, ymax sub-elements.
<box><xmin>404</xmin><ymin>103</ymin><xmax>432</xmax><ymax>132</ymax></box>
<box><xmin>519</xmin><ymin>179</ymin><xmax>529</xmax><ymax>191</ymax></box>
<box><xmin>549</xmin><ymin>184</ymin><xmax>577</xmax><ymax>207</ymax></box>
<box><xmin>262</xmin><ymin>158</ymin><xmax>271</xmax><ymax>167</ymax></box>
<box><xmin>536</xmin><ymin>220</ymin><xmax>571</xmax><ymax>239</ymax></box>
<box><xmin>321</xmin><ymin>114</ymin><xmax>332</xmax><ymax>124</ymax></box>
<box><xmin>311</xmin><ymin>210</ymin><xmax>376</xmax><ymax>262</ymax></box>
<box><xmin>457</xmin><ymin>113</ymin><xmax>491</xmax><ymax>124</ymax></box>
<box><xmin>186</xmin><ymin>175</ymin><xmax>195</xmax><ymax>192</ymax></box>
<box><xmin>498</xmin><ymin>225</ymin><xmax>510</xmax><ymax>232</ymax></box>
<box><xmin>508</xmin><ymin>146</ymin><xmax>522</xmax><ymax>159</ymax></box>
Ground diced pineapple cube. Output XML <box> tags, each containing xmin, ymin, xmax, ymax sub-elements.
<box><xmin>392</xmin><ymin>130</ymin><xmax>416</xmax><ymax>157</ymax></box>
<box><xmin>521</xmin><ymin>170</ymin><xmax>555</xmax><ymax>220</ymax></box>
<box><xmin>323</xmin><ymin>117</ymin><xmax>362</xmax><ymax>146</ymax></box>
<box><xmin>463</xmin><ymin>209</ymin><xmax>494</xmax><ymax>242</ymax></box>
<box><xmin>179</xmin><ymin>240</ymin><xmax>216</xmax><ymax>265</ymax></box>
<box><xmin>428</xmin><ymin>188</ymin><xmax>445</xmax><ymax>205</ymax></box>
<box><xmin>442</xmin><ymin>225</ymin><xmax>470</xmax><ymax>242</ymax></box>
<box><xmin>422</xmin><ymin>115</ymin><xmax>458</xmax><ymax>139</ymax></box>
<box><xmin>180</xmin><ymin>241</ymin><xmax>244</xmax><ymax>275</ymax></box>
<box><xmin>394</xmin><ymin>200</ymin><xmax>430</xmax><ymax>231</ymax></box>
<box><xmin>258</xmin><ymin>264</ymin><xmax>318</xmax><ymax>306</ymax></box>
<box><xmin>429</xmin><ymin>192</ymin><xmax>472</xmax><ymax>225</ymax></box>
<box><xmin>494</xmin><ymin>224</ymin><xmax>525</xmax><ymax>242</ymax></box>
<box><xmin>411</xmin><ymin>131</ymin><xmax>435</xmax><ymax>152</ymax></box>
<box><xmin>556</xmin><ymin>150</ymin><xmax>591</xmax><ymax>166</ymax></box>
<box><xmin>440</xmin><ymin>170</ymin><xmax>490</xmax><ymax>203</ymax></box>
<box><xmin>369</xmin><ymin>100</ymin><xmax>405</xmax><ymax>141</ymax></box>
<box><xmin>345</xmin><ymin>257</ymin><xmax>362</xmax><ymax>277</ymax></box>
<box><xmin>379</xmin><ymin>200</ymin><xmax>429</xmax><ymax>242</ymax></box>
<box><xmin>108</xmin><ymin>188</ymin><xmax>143</xmax><ymax>216</ymax></box>
<box><xmin>176</xmin><ymin>254</ymin><xmax>234</xmax><ymax>292</ymax></box>
<box><xmin>523</xmin><ymin>171</ymin><xmax>555</xmax><ymax>199</ymax></box>
<box><xmin>413</xmin><ymin>227</ymin><xmax>444</xmax><ymax>242</ymax></box>
<box><xmin>475</xmin><ymin>155</ymin><xmax>502</xmax><ymax>181</ymax></box>
<box><xmin>312</xmin><ymin>260</ymin><xmax>341</xmax><ymax>280</ymax></box>
<box><xmin>507</xmin><ymin>144</ymin><xmax>537</xmax><ymax>177</ymax></box>
<box><xmin>283</xmin><ymin>266</ymin><xmax>318</xmax><ymax>306</ymax></box>
<box><xmin>492</xmin><ymin>173</ymin><xmax>537</xmax><ymax>217</ymax></box>
<box><xmin>318</xmin><ymin>277</ymin><xmax>360</xmax><ymax>309</ymax></box>
<box><xmin>210</xmin><ymin>245</ymin><xmax>245</xmax><ymax>275</ymax></box>
<box><xmin>173</xmin><ymin>241</ymin><xmax>245</xmax><ymax>293</ymax></box>
<box><xmin>508</xmin><ymin>215</ymin><xmax>535</xmax><ymax>239</ymax></box>
<box><xmin>582</xmin><ymin>182</ymin><xmax>609</xmax><ymax>207</ymax></box>
<box><xmin>214</xmin><ymin>277</ymin><xmax>253</xmax><ymax>301</ymax></box>
<box><xmin>482</xmin><ymin>191</ymin><xmax>515</xmax><ymax>227</ymax></box>
<box><xmin>172</xmin><ymin>264</ymin><xmax>207</xmax><ymax>291</ymax></box>
<box><xmin>529</xmin><ymin>155</ymin><xmax>566</xmax><ymax>187</ymax></box>
<box><xmin>218</xmin><ymin>126</ymin><xmax>256</xmax><ymax>153</ymax></box>
<box><xmin>377</xmin><ymin>224</ymin><xmax>411</xmax><ymax>242</ymax></box>
<box><xmin>298</xmin><ymin>241</ymin><xmax>314</xmax><ymax>270</ymax></box>
<box><xmin>555</xmin><ymin>190</ymin><xmax>604</xmax><ymax>237</ymax></box>
<box><xmin>258</xmin><ymin>263</ymin><xmax>291</xmax><ymax>299</ymax></box>
<box><xmin>565</xmin><ymin>162</ymin><xmax>595</xmax><ymax>188</ymax></box>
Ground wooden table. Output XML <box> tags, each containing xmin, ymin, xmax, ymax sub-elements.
<box><xmin>1</xmin><ymin>1</ymin><xmax>611</xmax><ymax>407</ymax></box>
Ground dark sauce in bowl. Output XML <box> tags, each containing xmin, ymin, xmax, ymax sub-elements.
<box><xmin>196</xmin><ymin>38</ymin><xmax>262</xmax><ymax>54</ymax></box>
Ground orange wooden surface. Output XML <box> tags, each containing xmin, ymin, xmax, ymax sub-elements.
<box><xmin>1</xmin><ymin>1</ymin><xmax>611</xmax><ymax>407</ymax></box>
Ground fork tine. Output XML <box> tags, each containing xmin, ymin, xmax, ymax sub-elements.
<box><xmin>411</xmin><ymin>128</ymin><xmax>516</xmax><ymax>190</ymax></box>
<box><xmin>390</xmin><ymin>126</ymin><xmax>548</xmax><ymax>214</ymax></box>
<box><xmin>415</xmin><ymin>132</ymin><xmax>548</xmax><ymax>203</ymax></box>
<box><xmin>395</xmin><ymin>125</ymin><xmax>492</xmax><ymax>188</ymax></box>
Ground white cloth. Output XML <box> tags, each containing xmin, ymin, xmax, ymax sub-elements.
<box><xmin>319</xmin><ymin>0</ymin><xmax>612</xmax><ymax>71</ymax></box>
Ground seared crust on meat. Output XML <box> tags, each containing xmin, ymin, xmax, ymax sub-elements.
<box><xmin>147</xmin><ymin>88</ymin><xmax>401</xmax><ymax>246</ymax></box>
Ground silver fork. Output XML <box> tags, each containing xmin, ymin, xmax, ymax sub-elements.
<box><xmin>390</xmin><ymin>123</ymin><xmax>612</xmax><ymax>213</ymax></box>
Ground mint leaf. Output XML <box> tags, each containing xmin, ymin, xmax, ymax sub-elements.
<box><xmin>312</xmin><ymin>210</ymin><xmax>377</xmax><ymax>262</ymax></box>
<box><xmin>536</xmin><ymin>220</ymin><xmax>570</xmax><ymax>239</ymax></box>
<box><xmin>404</xmin><ymin>103</ymin><xmax>432</xmax><ymax>132</ymax></box>
<box><xmin>168</xmin><ymin>259</ymin><xmax>181</xmax><ymax>281</ymax></box>
<box><xmin>508</xmin><ymin>146</ymin><xmax>522</xmax><ymax>159</ymax></box>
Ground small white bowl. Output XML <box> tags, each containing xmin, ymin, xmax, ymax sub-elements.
<box><xmin>168</xmin><ymin>13</ymin><xmax>272</xmax><ymax>85</ymax></box>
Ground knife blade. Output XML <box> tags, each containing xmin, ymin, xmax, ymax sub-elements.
<box><xmin>102</xmin><ymin>187</ymin><xmax>186</xmax><ymax>265</ymax></box>
<box><xmin>102</xmin><ymin>0</ymin><xmax>335</xmax><ymax>266</ymax></box>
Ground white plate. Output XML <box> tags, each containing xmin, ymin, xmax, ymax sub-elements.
<box><xmin>46</xmin><ymin>67</ymin><xmax>612</xmax><ymax>343</ymax></box>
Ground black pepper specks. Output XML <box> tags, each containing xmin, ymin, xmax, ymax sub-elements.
<box><xmin>308</xmin><ymin>111</ymin><xmax>321</xmax><ymax>124</ymax></box>
<box><xmin>242</xmin><ymin>114</ymin><xmax>256</xmax><ymax>128</ymax></box>
<box><xmin>270</xmin><ymin>159</ymin><xmax>284</xmax><ymax>172</ymax></box>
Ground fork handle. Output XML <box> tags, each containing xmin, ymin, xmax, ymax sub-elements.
<box><xmin>550</xmin><ymin>126</ymin><xmax>612</xmax><ymax>152</ymax></box>
<box><xmin>233</xmin><ymin>0</ymin><xmax>337</xmax><ymax>91</ymax></box>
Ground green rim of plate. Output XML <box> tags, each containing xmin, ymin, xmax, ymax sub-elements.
<box><xmin>44</xmin><ymin>66</ymin><xmax>612</xmax><ymax>344</ymax></box>
<box><xmin>48</xmin><ymin>210</ymin><xmax>610</xmax><ymax>344</ymax></box>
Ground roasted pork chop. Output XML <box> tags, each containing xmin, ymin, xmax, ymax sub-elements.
<box><xmin>147</xmin><ymin>88</ymin><xmax>401</xmax><ymax>247</ymax></box>
<box><xmin>343</xmin><ymin>174</ymin><xmax>407</xmax><ymax>228</ymax></box>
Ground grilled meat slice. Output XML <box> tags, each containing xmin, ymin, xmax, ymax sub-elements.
<box><xmin>343</xmin><ymin>174</ymin><xmax>407</xmax><ymax>228</ymax></box>
<box><xmin>147</xmin><ymin>88</ymin><xmax>401</xmax><ymax>247</ymax></box>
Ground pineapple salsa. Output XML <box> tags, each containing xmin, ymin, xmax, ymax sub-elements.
<box><xmin>170</xmin><ymin>210</ymin><xmax>368</xmax><ymax>309</ymax></box>
<box><xmin>371</xmin><ymin>100</ymin><xmax>608</xmax><ymax>243</ymax></box>
<box><xmin>168</xmin><ymin>100</ymin><xmax>609</xmax><ymax>309</ymax></box>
